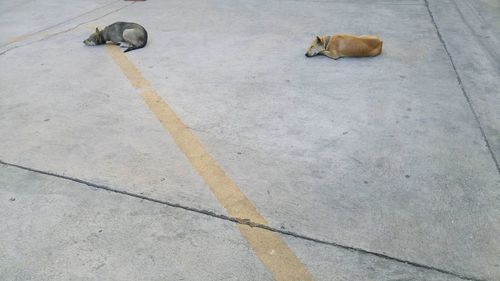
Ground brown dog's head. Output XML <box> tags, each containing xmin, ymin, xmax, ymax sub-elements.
<box><xmin>305</xmin><ymin>36</ymin><xmax>326</xmax><ymax>57</ymax></box>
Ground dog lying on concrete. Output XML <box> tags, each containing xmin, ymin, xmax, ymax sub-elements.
<box><xmin>83</xmin><ymin>22</ymin><xmax>148</xmax><ymax>52</ymax></box>
<box><xmin>305</xmin><ymin>34</ymin><xmax>383</xmax><ymax>59</ymax></box>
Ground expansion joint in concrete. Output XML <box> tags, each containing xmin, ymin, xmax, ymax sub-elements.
<box><xmin>423</xmin><ymin>0</ymin><xmax>500</xmax><ymax>175</ymax></box>
<box><xmin>0</xmin><ymin>159</ymin><xmax>485</xmax><ymax>281</ymax></box>
<box><xmin>0</xmin><ymin>0</ymin><xmax>120</xmax><ymax>49</ymax></box>
<box><xmin>0</xmin><ymin>1</ymin><xmax>136</xmax><ymax>56</ymax></box>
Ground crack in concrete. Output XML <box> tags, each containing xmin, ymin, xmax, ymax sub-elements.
<box><xmin>0</xmin><ymin>1</ymin><xmax>135</xmax><ymax>56</ymax></box>
<box><xmin>0</xmin><ymin>159</ymin><xmax>485</xmax><ymax>281</ymax></box>
<box><xmin>37</xmin><ymin>2</ymin><xmax>136</xmax><ymax>42</ymax></box>
<box><xmin>451</xmin><ymin>0</ymin><xmax>500</xmax><ymax>74</ymax></box>
<box><xmin>423</xmin><ymin>0</ymin><xmax>500</xmax><ymax>175</ymax></box>
<box><xmin>0</xmin><ymin>0</ymin><xmax>119</xmax><ymax>48</ymax></box>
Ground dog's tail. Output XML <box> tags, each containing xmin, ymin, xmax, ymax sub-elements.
<box><xmin>124</xmin><ymin>29</ymin><xmax>148</xmax><ymax>53</ymax></box>
<box><xmin>124</xmin><ymin>45</ymin><xmax>144</xmax><ymax>53</ymax></box>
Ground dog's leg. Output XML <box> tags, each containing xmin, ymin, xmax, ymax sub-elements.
<box><xmin>320</xmin><ymin>51</ymin><xmax>340</xmax><ymax>60</ymax></box>
<box><xmin>119</xmin><ymin>42</ymin><xmax>133</xmax><ymax>48</ymax></box>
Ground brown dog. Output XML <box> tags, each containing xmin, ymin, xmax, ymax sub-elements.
<box><xmin>305</xmin><ymin>34</ymin><xmax>383</xmax><ymax>59</ymax></box>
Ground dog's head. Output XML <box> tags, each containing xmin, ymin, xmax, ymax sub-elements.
<box><xmin>305</xmin><ymin>36</ymin><xmax>326</xmax><ymax>57</ymax></box>
<box><xmin>83</xmin><ymin>28</ymin><xmax>104</xmax><ymax>46</ymax></box>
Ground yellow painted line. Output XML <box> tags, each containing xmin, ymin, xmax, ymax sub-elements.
<box><xmin>106</xmin><ymin>45</ymin><xmax>315</xmax><ymax>281</ymax></box>
<box><xmin>8</xmin><ymin>35</ymin><xmax>30</xmax><ymax>44</ymax></box>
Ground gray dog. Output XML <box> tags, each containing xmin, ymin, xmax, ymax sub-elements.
<box><xmin>83</xmin><ymin>22</ymin><xmax>148</xmax><ymax>52</ymax></box>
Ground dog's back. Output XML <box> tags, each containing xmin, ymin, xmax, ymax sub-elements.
<box><xmin>104</xmin><ymin>22</ymin><xmax>148</xmax><ymax>52</ymax></box>
<box><xmin>332</xmin><ymin>34</ymin><xmax>382</xmax><ymax>57</ymax></box>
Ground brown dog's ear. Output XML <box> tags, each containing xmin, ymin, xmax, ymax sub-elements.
<box><xmin>95</xmin><ymin>27</ymin><xmax>100</xmax><ymax>34</ymax></box>
<box><xmin>316</xmin><ymin>36</ymin><xmax>322</xmax><ymax>43</ymax></box>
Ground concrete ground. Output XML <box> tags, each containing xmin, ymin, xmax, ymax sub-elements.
<box><xmin>0</xmin><ymin>0</ymin><xmax>499</xmax><ymax>280</ymax></box>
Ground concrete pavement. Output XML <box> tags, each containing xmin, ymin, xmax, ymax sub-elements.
<box><xmin>1</xmin><ymin>0</ymin><xmax>499</xmax><ymax>280</ymax></box>
<box><xmin>1</xmin><ymin>163</ymin><xmax>466</xmax><ymax>281</ymax></box>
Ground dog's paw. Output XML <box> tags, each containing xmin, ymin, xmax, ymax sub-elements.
<box><xmin>118</xmin><ymin>42</ymin><xmax>131</xmax><ymax>48</ymax></box>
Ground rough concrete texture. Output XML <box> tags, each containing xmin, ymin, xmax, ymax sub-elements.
<box><xmin>0</xmin><ymin>165</ymin><xmax>273</xmax><ymax>281</ymax></box>
<box><xmin>1</xmin><ymin>164</ymin><xmax>467</xmax><ymax>281</ymax></box>
<box><xmin>284</xmin><ymin>235</ymin><xmax>465</xmax><ymax>281</ymax></box>
<box><xmin>1</xmin><ymin>0</ymin><xmax>499</xmax><ymax>280</ymax></box>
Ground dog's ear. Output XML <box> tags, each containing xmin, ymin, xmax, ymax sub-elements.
<box><xmin>95</xmin><ymin>28</ymin><xmax>102</xmax><ymax>42</ymax></box>
<box><xmin>316</xmin><ymin>36</ymin><xmax>322</xmax><ymax>43</ymax></box>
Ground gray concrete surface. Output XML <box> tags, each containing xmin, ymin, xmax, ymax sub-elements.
<box><xmin>0</xmin><ymin>165</ymin><xmax>273</xmax><ymax>281</ymax></box>
<box><xmin>1</xmin><ymin>163</ymin><xmax>466</xmax><ymax>281</ymax></box>
<box><xmin>1</xmin><ymin>0</ymin><xmax>499</xmax><ymax>280</ymax></box>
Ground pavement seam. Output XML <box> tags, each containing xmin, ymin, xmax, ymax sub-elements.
<box><xmin>0</xmin><ymin>0</ymin><xmax>119</xmax><ymax>48</ymax></box>
<box><xmin>0</xmin><ymin>1</ymin><xmax>136</xmax><ymax>56</ymax></box>
<box><xmin>423</xmin><ymin>0</ymin><xmax>500</xmax><ymax>174</ymax></box>
<box><xmin>0</xmin><ymin>159</ymin><xmax>484</xmax><ymax>281</ymax></box>
<box><xmin>451</xmin><ymin>0</ymin><xmax>500</xmax><ymax>74</ymax></box>
<box><xmin>36</xmin><ymin>2</ymin><xmax>137</xmax><ymax>43</ymax></box>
